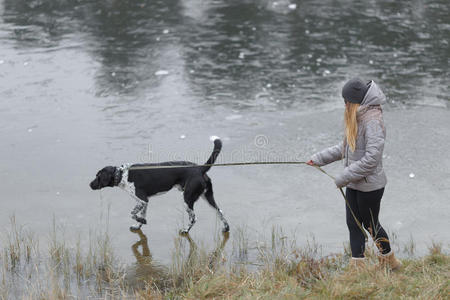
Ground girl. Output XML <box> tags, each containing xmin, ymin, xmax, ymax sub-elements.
<box><xmin>307</xmin><ymin>78</ymin><xmax>401</xmax><ymax>270</ymax></box>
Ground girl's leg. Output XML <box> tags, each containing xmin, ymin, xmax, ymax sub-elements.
<box><xmin>345</xmin><ymin>188</ymin><xmax>366</xmax><ymax>258</ymax></box>
<box><xmin>356</xmin><ymin>188</ymin><xmax>391</xmax><ymax>255</ymax></box>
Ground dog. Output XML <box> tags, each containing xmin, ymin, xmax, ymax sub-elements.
<box><xmin>89</xmin><ymin>137</ymin><xmax>230</xmax><ymax>233</ymax></box>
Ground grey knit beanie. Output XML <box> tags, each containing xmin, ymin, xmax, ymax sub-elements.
<box><xmin>342</xmin><ymin>78</ymin><xmax>370</xmax><ymax>103</ymax></box>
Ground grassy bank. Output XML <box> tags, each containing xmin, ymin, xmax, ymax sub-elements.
<box><xmin>1</xmin><ymin>217</ymin><xmax>448</xmax><ymax>299</ymax></box>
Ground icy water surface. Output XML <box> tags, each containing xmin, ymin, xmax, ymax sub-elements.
<box><xmin>0</xmin><ymin>0</ymin><xmax>449</xmax><ymax>269</ymax></box>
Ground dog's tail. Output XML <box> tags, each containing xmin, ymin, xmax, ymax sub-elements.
<box><xmin>201</xmin><ymin>136</ymin><xmax>222</xmax><ymax>173</ymax></box>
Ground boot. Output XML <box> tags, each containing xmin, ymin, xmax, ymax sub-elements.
<box><xmin>349</xmin><ymin>257</ymin><xmax>367</xmax><ymax>272</ymax></box>
<box><xmin>378</xmin><ymin>251</ymin><xmax>402</xmax><ymax>271</ymax></box>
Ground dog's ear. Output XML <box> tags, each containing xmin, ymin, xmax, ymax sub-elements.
<box><xmin>104</xmin><ymin>166</ymin><xmax>116</xmax><ymax>174</ymax></box>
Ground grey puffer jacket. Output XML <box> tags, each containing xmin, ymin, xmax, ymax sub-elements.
<box><xmin>311</xmin><ymin>81</ymin><xmax>387</xmax><ymax>192</ymax></box>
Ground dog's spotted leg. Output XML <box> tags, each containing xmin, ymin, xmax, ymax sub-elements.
<box><xmin>180</xmin><ymin>206</ymin><xmax>196</xmax><ymax>234</ymax></box>
<box><xmin>138</xmin><ymin>201</ymin><xmax>148</xmax><ymax>220</ymax></box>
<box><xmin>217</xmin><ymin>209</ymin><xmax>230</xmax><ymax>233</ymax></box>
<box><xmin>131</xmin><ymin>199</ymin><xmax>147</xmax><ymax>225</ymax></box>
<box><xmin>202</xmin><ymin>183</ymin><xmax>230</xmax><ymax>233</ymax></box>
<box><xmin>131</xmin><ymin>199</ymin><xmax>144</xmax><ymax>215</ymax></box>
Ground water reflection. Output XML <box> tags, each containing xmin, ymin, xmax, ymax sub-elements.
<box><xmin>0</xmin><ymin>0</ymin><xmax>449</xmax><ymax>267</ymax></box>
<box><xmin>126</xmin><ymin>229</ymin><xmax>169</xmax><ymax>289</ymax></box>
<box><xmin>2</xmin><ymin>0</ymin><xmax>448</xmax><ymax>107</ymax></box>
<box><xmin>180</xmin><ymin>231</ymin><xmax>230</xmax><ymax>272</ymax></box>
<box><xmin>82</xmin><ymin>0</ymin><xmax>184</xmax><ymax>96</ymax></box>
<box><xmin>126</xmin><ymin>229</ymin><xmax>230</xmax><ymax>290</ymax></box>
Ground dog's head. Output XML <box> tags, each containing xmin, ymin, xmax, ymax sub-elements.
<box><xmin>90</xmin><ymin>166</ymin><xmax>118</xmax><ymax>190</ymax></box>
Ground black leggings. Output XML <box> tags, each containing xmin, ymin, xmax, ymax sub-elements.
<box><xmin>346</xmin><ymin>187</ymin><xmax>391</xmax><ymax>258</ymax></box>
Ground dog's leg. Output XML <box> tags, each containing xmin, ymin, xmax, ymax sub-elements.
<box><xmin>131</xmin><ymin>199</ymin><xmax>147</xmax><ymax>222</ymax></box>
<box><xmin>138</xmin><ymin>201</ymin><xmax>148</xmax><ymax>220</ymax></box>
<box><xmin>203</xmin><ymin>181</ymin><xmax>230</xmax><ymax>232</ymax></box>
<box><xmin>216</xmin><ymin>209</ymin><xmax>230</xmax><ymax>233</ymax></box>
<box><xmin>180</xmin><ymin>182</ymin><xmax>205</xmax><ymax>234</ymax></box>
<box><xmin>180</xmin><ymin>204</ymin><xmax>196</xmax><ymax>234</ymax></box>
<box><xmin>131</xmin><ymin>199</ymin><xmax>145</xmax><ymax>215</ymax></box>
<box><xmin>130</xmin><ymin>198</ymin><xmax>148</xmax><ymax>230</ymax></box>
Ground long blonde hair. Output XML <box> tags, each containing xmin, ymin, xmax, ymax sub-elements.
<box><xmin>344</xmin><ymin>102</ymin><xmax>360</xmax><ymax>152</ymax></box>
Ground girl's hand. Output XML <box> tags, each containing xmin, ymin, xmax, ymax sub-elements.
<box><xmin>306</xmin><ymin>160</ymin><xmax>316</xmax><ymax>166</ymax></box>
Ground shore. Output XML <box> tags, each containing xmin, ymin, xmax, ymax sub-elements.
<box><xmin>1</xmin><ymin>217</ymin><xmax>448</xmax><ymax>299</ymax></box>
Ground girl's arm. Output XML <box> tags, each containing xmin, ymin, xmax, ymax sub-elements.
<box><xmin>335</xmin><ymin>120</ymin><xmax>384</xmax><ymax>187</ymax></box>
<box><xmin>310</xmin><ymin>141</ymin><xmax>344</xmax><ymax>166</ymax></box>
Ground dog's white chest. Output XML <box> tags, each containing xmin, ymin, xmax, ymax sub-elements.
<box><xmin>118</xmin><ymin>165</ymin><xmax>137</xmax><ymax>199</ymax></box>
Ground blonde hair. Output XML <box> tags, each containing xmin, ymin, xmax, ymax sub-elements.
<box><xmin>344</xmin><ymin>102</ymin><xmax>360</xmax><ymax>152</ymax></box>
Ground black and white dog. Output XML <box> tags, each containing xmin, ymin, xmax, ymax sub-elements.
<box><xmin>89</xmin><ymin>137</ymin><xmax>229</xmax><ymax>233</ymax></box>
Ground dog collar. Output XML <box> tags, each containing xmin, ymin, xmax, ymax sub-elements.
<box><xmin>113</xmin><ymin>168</ymin><xmax>123</xmax><ymax>186</ymax></box>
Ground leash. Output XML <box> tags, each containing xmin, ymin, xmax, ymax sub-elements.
<box><xmin>312</xmin><ymin>165</ymin><xmax>368</xmax><ymax>241</ymax></box>
<box><xmin>129</xmin><ymin>161</ymin><xmax>308</xmax><ymax>170</ymax></box>
<box><xmin>129</xmin><ymin>161</ymin><xmax>368</xmax><ymax>241</ymax></box>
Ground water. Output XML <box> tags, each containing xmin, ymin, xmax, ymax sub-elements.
<box><xmin>0</xmin><ymin>0</ymin><xmax>449</xmax><ymax>267</ymax></box>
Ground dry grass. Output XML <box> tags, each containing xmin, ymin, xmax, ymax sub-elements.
<box><xmin>0</xmin><ymin>215</ymin><xmax>127</xmax><ymax>299</ymax></box>
<box><xmin>0</xmin><ymin>216</ymin><xmax>448</xmax><ymax>299</ymax></box>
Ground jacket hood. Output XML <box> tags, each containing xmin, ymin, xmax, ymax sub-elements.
<box><xmin>361</xmin><ymin>80</ymin><xmax>386</xmax><ymax>106</ymax></box>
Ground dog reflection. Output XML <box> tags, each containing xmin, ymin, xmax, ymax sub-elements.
<box><xmin>179</xmin><ymin>231</ymin><xmax>230</xmax><ymax>273</ymax></box>
<box><xmin>126</xmin><ymin>229</ymin><xmax>168</xmax><ymax>289</ymax></box>
<box><xmin>127</xmin><ymin>229</ymin><xmax>230</xmax><ymax>289</ymax></box>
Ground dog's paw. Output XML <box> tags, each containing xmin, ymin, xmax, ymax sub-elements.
<box><xmin>130</xmin><ymin>224</ymin><xmax>142</xmax><ymax>231</ymax></box>
<box><xmin>222</xmin><ymin>224</ymin><xmax>230</xmax><ymax>233</ymax></box>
